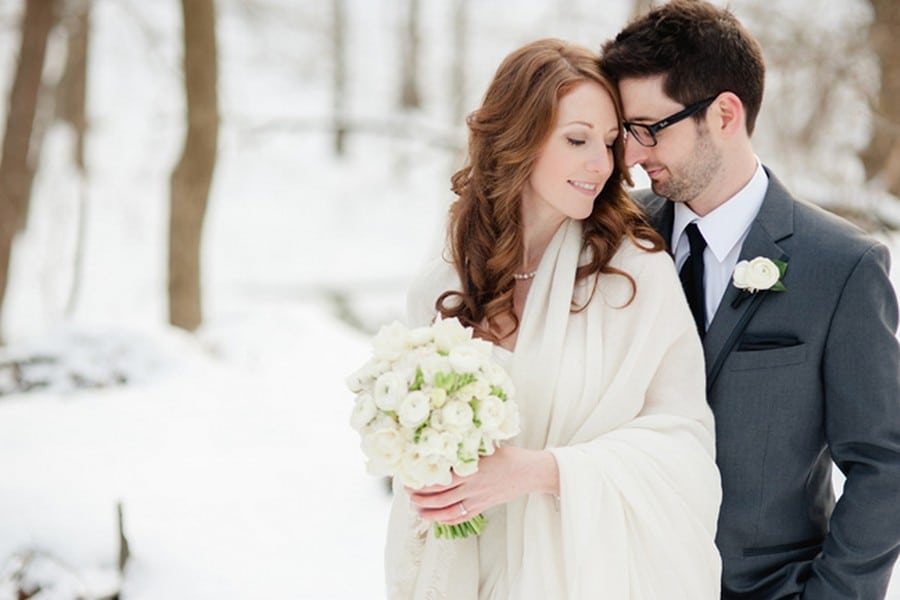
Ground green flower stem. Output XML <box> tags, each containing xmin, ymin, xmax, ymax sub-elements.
<box><xmin>433</xmin><ymin>513</ymin><xmax>487</xmax><ymax>539</ymax></box>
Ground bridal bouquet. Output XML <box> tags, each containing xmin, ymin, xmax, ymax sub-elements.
<box><xmin>347</xmin><ymin>316</ymin><xmax>520</xmax><ymax>539</ymax></box>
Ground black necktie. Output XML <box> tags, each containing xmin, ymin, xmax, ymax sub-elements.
<box><xmin>680</xmin><ymin>223</ymin><xmax>708</xmax><ymax>338</ymax></box>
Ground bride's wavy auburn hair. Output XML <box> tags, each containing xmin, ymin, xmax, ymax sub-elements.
<box><xmin>437</xmin><ymin>38</ymin><xmax>664</xmax><ymax>342</ymax></box>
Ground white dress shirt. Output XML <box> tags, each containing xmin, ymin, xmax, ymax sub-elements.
<box><xmin>672</xmin><ymin>161</ymin><xmax>768</xmax><ymax>329</ymax></box>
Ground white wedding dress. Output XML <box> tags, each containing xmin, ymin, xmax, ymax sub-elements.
<box><xmin>386</xmin><ymin>219</ymin><xmax>722</xmax><ymax>599</ymax></box>
<box><xmin>476</xmin><ymin>347</ymin><xmax>512</xmax><ymax>599</ymax></box>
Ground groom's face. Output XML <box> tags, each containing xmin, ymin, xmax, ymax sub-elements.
<box><xmin>618</xmin><ymin>75</ymin><xmax>722</xmax><ymax>207</ymax></box>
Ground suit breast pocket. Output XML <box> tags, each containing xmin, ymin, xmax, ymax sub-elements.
<box><xmin>728</xmin><ymin>343</ymin><xmax>808</xmax><ymax>371</ymax></box>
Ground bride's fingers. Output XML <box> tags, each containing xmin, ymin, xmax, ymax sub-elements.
<box><xmin>417</xmin><ymin>498</ymin><xmax>474</xmax><ymax>525</ymax></box>
<box><xmin>409</xmin><ymin>474</ymin><xmax>465</xmax><ymax>496</ymax></box>
<box><xmin>408</xmin><ymin>487</ymin><xmax>463</xmax><ymax>509</ymax></box>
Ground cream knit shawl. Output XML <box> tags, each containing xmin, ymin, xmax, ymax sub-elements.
<box><xmin>386</xmin><ymin>219</ymin><xmax>722</xmax><ymax>599</ymax></box>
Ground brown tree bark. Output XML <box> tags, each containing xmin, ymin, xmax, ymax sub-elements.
<box><xmin>861</xmin><ymin>0</ymin><xmax>900</xmax><ymax>198</ymax></box>
<box><xmin>168</xmin><ymin>0</ymin><xmax>219</xmax><ymax>331</ymax></box>
<box><xmin>332</xmin><ymin>0</ymin><xmax>347</xmax><ymax>156</ymax></box>
<box><xmin>55</xmin><ymin>0</ymin><xmax>89</xmax><ymax>170</ymax></box>
<box><xmin>55</xmin><ymin>0</ymin><xmax>91</xmax><ymax>316</ymax></box>
<box><xmin>0</xmin><ymin>0</ymin><xmax>57</xmax><ymax>342</ymax></box>
<box><xmin>399</xmin><ymin>0</ymin><xmax>421</xmax><ymax>109</ymax></box>
<box><xmin>450</xmin><ymin>0</ymin><xmax>468</xmax><ymax>124</ymax></box>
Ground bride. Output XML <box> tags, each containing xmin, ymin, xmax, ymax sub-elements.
<box><xmin>385</xmin><ymin>39</ymin><xmax>721</xmax><ymax>599</ymax></box>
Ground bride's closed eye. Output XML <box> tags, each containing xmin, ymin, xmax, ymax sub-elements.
<box><xmin>566</xmin><ymin>138</ymin><xmax>586</xmax><ymax>146</ymax></box>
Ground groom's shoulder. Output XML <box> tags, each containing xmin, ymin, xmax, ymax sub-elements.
<box><xmin>629</xmin><ymin>188</ymin><xmax>664</xmax><ymax>211</ymax></box>
<box><xmin>629</xmin><ymin>188</ymin><xmax>668</xmax><ymax>226</ymax></box>
<box><xmin>764</xmin><ymin>169</ymin><xmax>882</xmax><ymax>260</ymax></box>
<box><xmin>788</xmin><ymin>194</ymin><xmax>884</xmax><ymax>259</ymax></box>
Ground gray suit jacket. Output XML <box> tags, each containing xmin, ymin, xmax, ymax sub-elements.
<box><xmin>638</xmin><ymin>168</ymin><xmax>900</xmax><ymax>599</ymax></box>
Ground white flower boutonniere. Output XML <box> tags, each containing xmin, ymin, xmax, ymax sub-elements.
<box><xmin>733</xmin><ymin>256</ymin><xmax>787</xmax><ymax>293</ymax></box>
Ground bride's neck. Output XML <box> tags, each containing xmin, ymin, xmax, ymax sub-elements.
<box><xmin>521</xmin><ymin>217</ymin><xmax>566</xmax><ymax>272</ymax></box>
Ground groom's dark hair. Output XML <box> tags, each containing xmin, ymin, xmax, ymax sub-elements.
<box><xmin>600</xmin><ymin>0</ymin><xmax>765</xmax><ymax>135</ymax></box>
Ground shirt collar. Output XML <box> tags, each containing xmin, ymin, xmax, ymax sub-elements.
<box><xmin>672</xmin><ymin>160</ymin><xmax>768</xmax><ymax>263</ymax></box>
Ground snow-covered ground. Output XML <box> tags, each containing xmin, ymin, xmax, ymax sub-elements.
<box><xmin>0</xmin><ymin>308</ymin><xmax>392</xmax><ymax>599</ymax></box>
<box><xmin>0</xmin><ymin>0</ymin><xmax>898</xmax><ymax>598</ymax></box>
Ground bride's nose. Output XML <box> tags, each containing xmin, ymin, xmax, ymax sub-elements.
<box><xmin>586</xmin><ymin>149</ymin><xmax>612</xmax><ymax>174</ymax></box>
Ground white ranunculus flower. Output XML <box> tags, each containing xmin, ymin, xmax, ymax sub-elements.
<box><xmin>398</xmin><ymin>450</ymin><xmax>453</xmax><ymax>489</ymax></box>
<box><xmin>408</xmin><ymin>326</ymin><xmax>435</xmax><ymax>347</ymax></box>
<box><xmin>398</xmin><ymin>391</ymin><xmax>431</xmax><ymax>428</ymax></box>
<box><xmin>373</xmin><ymin>371</ymin><xmax>408</xmax><ymax>411</ymax></box>
<box><xmin>428</xmin><ymin>409</ymin><xmax>446</xmax><ymax>431</ymax></box>
<box><xmin>393</xmin><ymin>344</ymin><xmax>431</xmax><ymax>374</ymax></box>
<box><xmin>476</xmin><ymin>432</ymin><xmax>497</xmax><ymax>456</ymax></box>
<box><xmin>429</xmin><ymin>387</ymin><xmax>448</xmax><ymax>409</ymax></box>
<box><xmin>350</xmin><ymin>392</ymin><xmax>378</xmax><ymax>431</ymax></box>
<box><xmin>453</xmin><ymin>459</ymin><xmax>479</xmax><ymax>477</ymax></box>
<box><xmin>419</xmin><ymin>428</ymin><xmax>461</xmax><ymax>460</ymax></box>
<box><xmin>448</xmin><ymin>344</ymin><xmax>484</xmax><ymax>374</ymax></box>
<box><xmin>733</xmin><ymin>257</ymin><xmax>780</xmax><ymax>292</ymax></box>
<box><xmin>432</xmin><ymin>317</ymin><xmax>473</xmax><ymax>353</ymax></box>
<box><xmin>482</xmin><ymin>362</ymin><xmax>515</xmax><ymax>396</ymax></box>
<box><xmin>442</xmin><ymin>400</ymin><xmax>475</xmax><ymax>429</ymax></box>
<box><xmin>419</xmin><ymin>354</ymin><xmax>452</xmax><ymax>383</ymax></box>
<box><xmin>475</xmin><ymin>395</ymin><xmax>506</xmax><ymax>433</ymax></box>
<box><xmin>345</xmin><ymin>358</ymin><xmax>388</xmax><ymax>393</ymax></box>
<box><xmin>470</xmin><ymin>337</ymin><xmax>495</xmax><ymax>354</ymax></box>
<box><xmin>372</xmin><ymin>321</ymin><xmax>412</xmax><ymax>361</ymax></box>
<box><xmin>458</xmin><ymin>429</ymin><xmax>483</xmax><ymax>461</ymax></box>
<box><xmin>457</xmin><ymin>379</ymin><xmax>492</xmax><ymax>402</ymax></box>
<box><xmin>395</xmin><ymin>365</ymin><xmax>419</xmax><ymax>388</ymax></box>
<box><xmin>345</xmin><ymin>369</ymin><xmax>368</xmax><ymax>394</ymax></box>
<box><xmin>361</xmin><ymin>427</ymin><xmax>406</xmax><ymax>475</ymax></box>
<box><xmin>496</xmin><ymin>403</ymin><xmax>521</xmax><ymax>440</ymax></box>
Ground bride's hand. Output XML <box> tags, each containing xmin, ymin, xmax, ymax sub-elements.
<box><xmin>406</xmin><ymin>446</ymin><xmax>559</xmax><ymax>525</ymax></box>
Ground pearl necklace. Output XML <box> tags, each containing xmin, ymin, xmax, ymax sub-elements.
<box><xmin>513</xmin><ymin>270</ymin><xmax>537</xmax><ymax>281</ymax></box>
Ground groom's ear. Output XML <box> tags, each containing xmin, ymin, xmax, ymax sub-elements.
<box><xmin>710</xmin><ymin>92</ymin><xmax>746</xmax><ymax>139</ymax></box>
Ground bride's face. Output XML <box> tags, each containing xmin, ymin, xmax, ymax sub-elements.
<box><xmin>521</xmin><ymin>81</ymin><xmax>619</xmax><ymax>226</ymax></box>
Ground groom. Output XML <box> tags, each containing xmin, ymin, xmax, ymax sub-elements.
<box><xmin>601</xmin><ymin>1</ymin><xmax>900</xmax><ymax>598</ymax></box>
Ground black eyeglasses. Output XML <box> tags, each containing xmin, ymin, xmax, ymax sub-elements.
<box><xmin>623</xmin><ymin>95</ymin><xmax>719</xmax><ymax>147</ymax></box>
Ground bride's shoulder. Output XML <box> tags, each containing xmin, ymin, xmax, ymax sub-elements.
<box><xmin>409</xmin><ymin>256</ymin><xmax>458</xmax><ymax>297</ymax></box>
<box><xmin>406</xmin><ymin>256</ymin><xmax>459</xmax><ymax>326</ymax></box>
<box><xmin>610</xmin><ymin>237</ymin><xmax>674</xmax><ymax>279</ymax></box>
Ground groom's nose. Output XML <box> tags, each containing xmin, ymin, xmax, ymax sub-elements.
<box><xmin>623</xmin><ymin>132</ymin><xmax>648</xmax><ymax>168</ymax></box>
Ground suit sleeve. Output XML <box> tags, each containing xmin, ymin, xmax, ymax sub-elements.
<box><xmin>804</xmin><ymin>242</ymin><xmax>900</xmax><ymax>599</ymax></box>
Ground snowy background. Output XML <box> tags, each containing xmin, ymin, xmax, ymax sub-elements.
<box><xmin>0</xmin><ymin>0</ymin><xmax>897</xmax><ymax>598</ymax></box>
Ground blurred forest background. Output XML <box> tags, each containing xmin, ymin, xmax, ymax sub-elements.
<box><xmin>0</xmin><ymin>0</ymin><xmax>897</xmax><ymax>345</ymax></box>
<box><xmin>0</xmin><ymin>0</ymin><xmax>898</xmax><ymax>598</ymax></box>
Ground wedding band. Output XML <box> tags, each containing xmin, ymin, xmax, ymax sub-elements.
<box><xmin>459</xmin><ymin>501</ymin><xmax>468</xmax><ymax>516</ymax></box>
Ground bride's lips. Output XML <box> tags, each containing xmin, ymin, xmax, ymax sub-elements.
<box><xmin>568</xmin><ymin>180</ymin><xmax>599</xmax><ymax>195</ymax></box>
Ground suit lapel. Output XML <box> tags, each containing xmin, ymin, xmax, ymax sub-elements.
<box><xmin>703</xmin><ymin>171</ymin><xmax>794</xmax><ymax>384</ymax></box>
<box><xmin>641</xmin><ymin>193</ymin><xmax>675</xmax><ymax>250</ymax></box>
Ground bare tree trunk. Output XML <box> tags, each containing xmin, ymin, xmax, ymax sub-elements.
<box><xmin>55</xmin><ymin>0</ymin><xmax>91</xmax><ymax>316</ymax></box>
<box><xmin>861</xmin><ymin>0</ymin><xmax>900</xmax><ymax>197</ymax></box>
<box><xmin>169</xmin><ymin>0</ymin><xmax>219</xmax><ymax>331</ymax></box>
<box><xmin>332</xmin><ymin>0</ymin><xmax>347</xmax><ymax>156</ymax></box>
<box><xmin>55</xmin><ymin>0</ymin><xmax>88</xmax><ymax>169</ymax></box>
<box><xmin>0</xmin><ymin>0</ymin><xmax>56</xmax><ymax>342</ymax></box>
<box><xmin>450</xmin><ymin>0</ymin><xmax>468</xmax><ymax>124</ymax></box>
<box><xmin>399</xmin><ymin>0</ymin><xmax>421</xmax><ymax>109</ymax></box>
